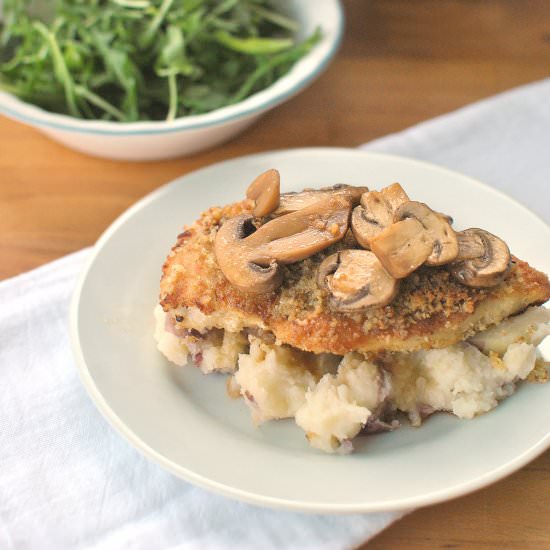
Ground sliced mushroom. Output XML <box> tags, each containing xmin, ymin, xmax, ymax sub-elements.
<box><xmin>351</xmin><ymin>183</ymin><xmax>410</xmax><ymax>250</ymax></box>
<box><xmin>455</xmin><ymin>229</ymin><xmax>486</xmax><ymax>260</ymax></box>
<box><xmin>246</xmin><ymin>169</ymin><xmax>280</xmax><ymax>217</ymax></box>
<box><xmin>351</xmin><ymin>191</ymin><xmax>393</xmax><ymax>249</ymax></box>
<box><xmin>214</xmin><ymin>197</ymin><xmax>351</xmax><ymax>293</ymax></box>
<box><xmin>272</xmin><ymin>184</ymin><xmax>368</xmax><ymax>217</ymax></box>
<box><xmin>214</xmin><ymin>216</ymin><xmax>282</xmax><ymax>294</ymax></box>
<box><xmin>369</xmin><ymin>218</ymin><xmax>434</xmax><ymax>279</ymax></box>
<box><xmin>394</xmin><ymin>201</ymin><xmax>458</xmax><ymax>266</ymax></box>
<box><xmin>448</xmin><ymin>228</ymin><xmax>511</xmax><ymax>287</ymax></box>
<box><xmin>380</xmin><ymin>182</ymin><xmax>410</xmax><ymax>211</ymax></box>
<box><xmin>317</xmin><ymin>250</ymin><xmax>398</xmax><ymax>311</ymax></box>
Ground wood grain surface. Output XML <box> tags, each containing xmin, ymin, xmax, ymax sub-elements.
<box><xmin>1</xmin><ymin>1</ymin><xmax>549</xmax><ymax>548</ymax></box>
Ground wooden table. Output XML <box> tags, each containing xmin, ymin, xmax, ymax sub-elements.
<box><xmin>1</xmin><ymin>1</ymin><xmax>549</xmax><ymax>547</ymax></box>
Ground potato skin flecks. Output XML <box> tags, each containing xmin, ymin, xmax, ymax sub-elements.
<box><xmin>160</xmin><ymin>201</ymin><xmax>550</xmax><ymax>355</ymax></box>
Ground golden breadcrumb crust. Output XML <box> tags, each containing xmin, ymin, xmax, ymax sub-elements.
<box><xmin>159</xmin><ymin>201</ymin><xmax>550</xmax><ymax>355</ymax></box>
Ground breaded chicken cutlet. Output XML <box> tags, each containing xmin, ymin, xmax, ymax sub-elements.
<box><xmin>155</xmin><ymin>172</ymin><xmax>550</xmax><ymax>454</ymax></box>
<box><xmin>160</xmin><ymin>200</ymin><xmax>549</xmax><ymax>355</ymax></box>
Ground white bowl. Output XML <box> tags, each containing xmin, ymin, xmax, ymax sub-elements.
<box><xmin>0</xmin><ymin>1</ymin><xmax>343</xmax><ymax>161</ymax></box>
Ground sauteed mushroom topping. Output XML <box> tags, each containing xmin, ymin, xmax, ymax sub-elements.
<box><xmin>394</xmin><ymin>201</ymin><xmax>458</xmax><ymax>266</ymax></box>
<box><xmin>448</xmin><ymin>228</ymin><xmax>511</xmax><ymax>288</ymax></box>
<box><xmin>317</xmin><ymin>250</ymin><xmax>398</xmax><ymax>311</ymax></box>
<box><xmin>213</xmin><ymin>171</ymin><xmax>511</xmax><ymax>301</ymax></box>
<box><xmin>351</xmin><ymin>183</ymin><xmax>410</xmax><ymax>249</ymax></box>
<box><xmin>246</xmin><ymin>169</ymin><xmax>280</xmax><ymax>217</ymax></box>
<box><xmin>351</xmin><ymin>191</ymin><xmax>394</xmax><ymax>249</ymax></box>
<box><xmin>273</xmin><ymin>184</ymin><xmax>368</xmax><ymax>217</ymax></box>
<box><xmin>370</xmin><ymin>218</ymin><xmax>434</xmax><ymax>279</ymax></box>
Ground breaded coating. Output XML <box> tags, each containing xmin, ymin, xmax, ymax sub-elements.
<box><xmin>160</xmin><ymin>201</ymin><xmax>550</xmax><ymax>355</ymax></box>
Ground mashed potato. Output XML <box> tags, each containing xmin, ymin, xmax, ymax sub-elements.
<box><xmin>200</xmin><ymin>331</ymin><xmax>248</xmax><ymax>374</ymax></box>
<box><xmin>155</xmin><ymin>305</ymin><xmax>549</xmax><ymax>453</ymax></box>
<box><xmin>154</xmin><ymin>305</ymin><xmax>247</xmax><ymax>374</ymax></box>
<box><xmin>234</xmin><ymin>337</ymin><xmax>339</xmax><ymax>424</ymax></box>
<box><xmin>154</xmin><ymin>305</ymin><xmax>189</xmax><ymax>367</ymax></box>
<box><xmin>391</xmin><ymin>341</ymin><xmax>537</xmax><ymax>425</ymax></box>
<box><xmin>295</xmin><ymin>355</ymin><xmax>384</xmax><ymax>453</ymax></box>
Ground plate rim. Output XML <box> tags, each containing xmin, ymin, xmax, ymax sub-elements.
<box><xmin>70</xmin><ymin>147</ymin><xmax>550</xmax><ymax>513</ymax></box>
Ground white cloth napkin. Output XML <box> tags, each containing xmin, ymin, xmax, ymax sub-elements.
<box><xmin>363</xmin><ymin>78</ymin><xmax>550</xmax><ymax>223</ymax></box>
<box><xmin>2</xmin><ymin>78</ymin><xmax>550</xmax><ymax>550</ymax></box>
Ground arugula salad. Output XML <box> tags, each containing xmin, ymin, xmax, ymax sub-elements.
<box><xmin>0</xmin><ymin>0</ymin><xmax>320</xmax><ymax>121</ymax></box>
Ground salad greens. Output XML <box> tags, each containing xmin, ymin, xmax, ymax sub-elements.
<box><xmin>0</xmin><ymin>0</ymin><xmax>320</xmax><ymax>122</ymax></box>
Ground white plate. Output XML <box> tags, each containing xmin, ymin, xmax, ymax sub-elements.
<box><xmin>70</xmin><ymin>148</ymin><xmax>550</xmax><ymax>513</ymax></box>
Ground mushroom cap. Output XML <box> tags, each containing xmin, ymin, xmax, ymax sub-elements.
<box><xmin>369</xmin><ymin>217</ymin><xmax>434</xmax><ymax>279</ymax></box>
<box><xmin>394</xmin><ymin>200</ymin><xmax>458</xmax><ymax>266</ymax></box>
<box><xmin>214</xmin><ymin>215</ymin><xmax>282</xmax><ymax>294</ymax></box>
<box><xmin>317</xmin><ymin>250</ymin><xmax>398</xmax><ymax>311</ymax></box>
<box><xmin>448</xmin><ymin>228</ymin><xmax>511</xmax><ymax>287</ymax></box>
<box><xmin>246</xmin><ymin>169</ymin><xmax>280</xmax><ymax>217</ymax></box>
<box><xmin>351</xmin><ymin>190</ymin><xmax>394</xmax><ymax>249</ymax></box>
<box><xmin>214</xmin><ymin>197</ymin><xmax>352</xmax><ymax>294</ymax></box>
<box><xmin>272</xmin><ymin>184</ymin><xmax>368</xmax><ymax>217</ymax></box>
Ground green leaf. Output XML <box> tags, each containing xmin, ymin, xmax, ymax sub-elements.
<box><xmin>155</xmin><ymin>25</ymin><xmax>195</xmax><ymax>77</ymax></box>
<box><xmin>91</xmin><ymin>30</ymin><xmax>141</xmax><ymax>120</ymax></box>
<box><xmin>32</xmin><ymin>21</ymin><xmax>81</xmax><ymax>117</ymax></box>
<box><xmin>75</xmin><ymin>84</ymin><xmax>126</xmax><ymax>121</ymax></box>
<box><xmin>139</xmin><ymin>0</ymin><xmax>175</xmax><ymax>49</ymax></box>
